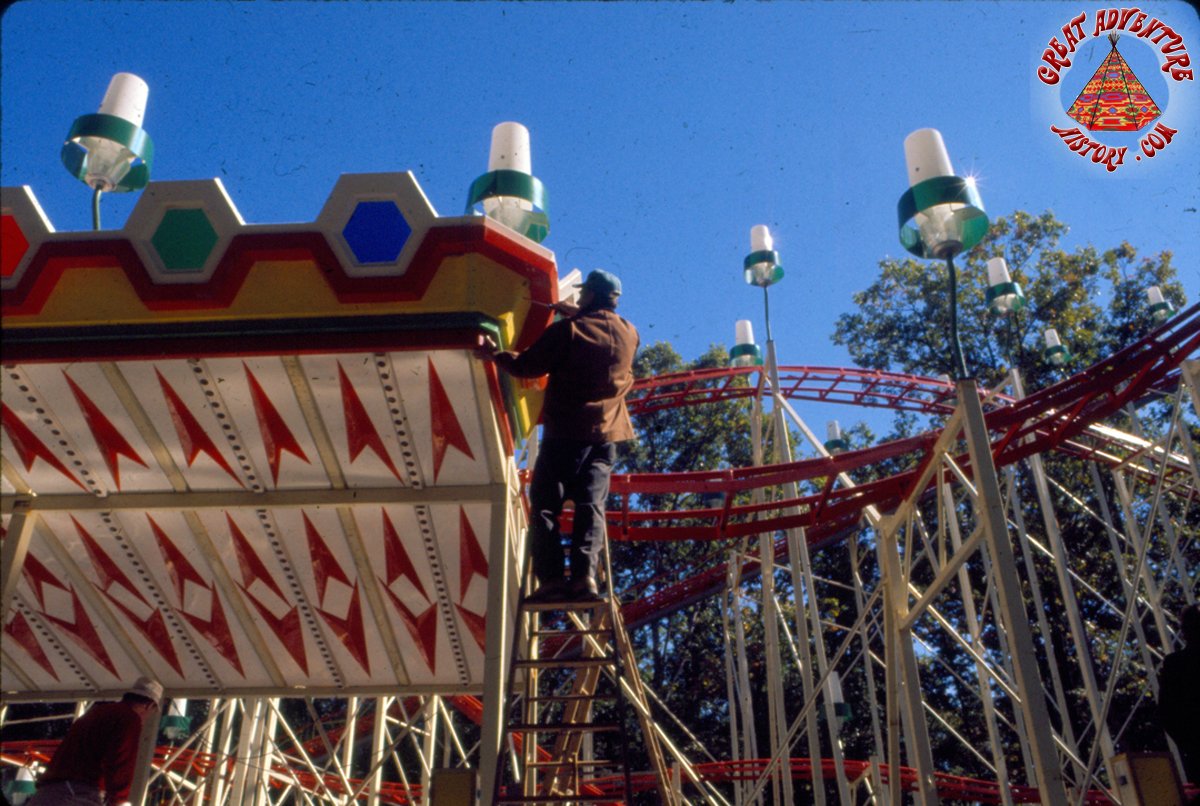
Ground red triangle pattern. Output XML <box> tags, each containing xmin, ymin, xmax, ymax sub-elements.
<box><xmin>1</xmin><ymin>404</ymin><xmax>85</xmax><ymax>490</ymax></box>
<box><xmin>316</xmin><ymin>582</ymin><xmax>371</xmax><ymax>675</ymax></box>
<box><xmin>380</xmin><ymin>510</ymin><xmax>429</xmax><ymax>602</ymax></box>
<box><xmin>244</xmin><ymin>363</ymin><xmax>309</xmax><ymax>484</ymax></box>
<box><xmin>428</xmin><ymin>358</ymin><xmax>474</xmax><ymax>482</ymax></box>
<box><xmin>383</xmin><ymin>585</ymin><xmax>439</xmax><ymax>675</ymax></box>
<box><xmin>156</xmin><ymin>370</ymin><xmax>242</xmax><ymax>486</ymax></box>
<box><xmin>457</xmin><ymin>508</ymin><xmax>489</xmax><ymax>651</ymax></box>
<box><xmin>22</xmin><ymin>552</ymin><xmax>118</xmax><ymax>677</ymax></box>
<box><xmin>378</xmin><ymin>509</ymin><xmax>437</xmax><ymax>673</ymax></box>
<box><xmin>73</xmin><ymin>517</ymin><xmax>183</xmax><ymax>676</ymax></box>
<box><xmin>148</xmin><ymin>516</ymin><xmax>244</xmax><ymax>676</ymax></box>
<box><xmin>226</xmin><ymin>514</ymin><xmax>308</xmax><ymax>674</ymax></box>
<box><xmin>338</xmin><ymin>363</ymin><xmax>402</xmax><ymax>482</ymax></box>
<box><xmin>4</xmin><ymin>610</ymin><xmax>59</xmax><ymax>681</ymax></box>
<box><xmin>302</xmin><ymin>513</ymin><xmax>371</xmax><ymax>673</ymax></box>
<box><xmin>455</xmin><ymin>605</ymin><xmax>488</xmax><ymax>652</ymax></box>
<box><xmin>63</xmin><ymin>372</ymin><xmax>147</xmax><ymax>490</ymax></box>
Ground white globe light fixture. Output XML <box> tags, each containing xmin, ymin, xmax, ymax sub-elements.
<box><xmin>1147</xmin><ymin>286</ymin><xmax>1175</xmax><ymax>324</ymax></box>
<box><xmin>1043</xmin><ymin>328</ymin><xmax>1071</xmax><ymax>367</ymax></box>
<box><xmin>61</xmin><ymin>73</ymin><xmax>155</xmax><ymax>229</ymax></box>
<box><xmin>985</xmin><ymin>256</ymin><xmax>1026</xmax><ymax>316</ymax></box>
<box><xmin>161</xmin><ymin>698</ymin><xmax>191</xmax><ymax>741</ymax></box>
<box><xmin>898</xmin><ymin>129</ymin><xmax>988</xmax><ymax>380</ymax></box>
<box><xmin>466</xmin><ymin>122</ymin><xmax>549</xmax><ymax>243</ymax></box>
<box><xmin>8</xmin><ymin>766</ymin><xmax>36</xmax><ymax>805</ymax></box>
<box><xmin>826</xmin><ymin>670</ymin><xmax>852</xmax><ymax>723</ymax></box>
<box><xmin>824</xmin><ymin>420</ymin><xmax>849</xmax><ymax>454</ymax></box>
<box><xmin>744</xmin><ymin>225</ymin><xmax>783</xmax><ymax>287</ymax></box>
<box><xmin>730</xmin><ymin>319</ymin><xmax>763</xmax><ymax>367</ymax></box>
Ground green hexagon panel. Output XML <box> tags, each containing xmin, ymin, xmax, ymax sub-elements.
<box><xmin>125</xmin><ymin>180</ymin><xmax>245</xmax><ymax>283</ymax></box>
<box><xmin>151</xmin><ymin>208</ymin><xmax>219</xmax><ymax>272</ymax></box>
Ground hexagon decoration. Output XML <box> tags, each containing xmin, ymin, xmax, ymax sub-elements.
<box><xmin>151</xmin><ymin>208</ymin><xmax>219</xmax><ymax>272</ymax></box>
<box><xmin>342</xmin><ymin>200</ymin><xmax>412</xmax><ymax>264</ymax></box>
<box><xmin>125</xmin><ymin>179</ymin><xmax>245</xmax><ymax>284</ymax></box>
<box><xmin>0</xmin><ymin>185</ymin><xmax>55</xmax><ymax>291</ymax></box>
<box><xmin>316</xmin><ymin>173</ymin><xmax>437</xmax><ymax>278</ymax></box>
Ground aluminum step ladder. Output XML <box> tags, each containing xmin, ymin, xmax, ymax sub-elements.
<box><xmin>493</xmin><ymin>538</ymin><xmax>676</xmax><ymax>805</ymax></box>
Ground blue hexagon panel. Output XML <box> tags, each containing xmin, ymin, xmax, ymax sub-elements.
<box><xmin>342</xmin><ymin>200</ymin><xmax>412</xmax><ymax>264</ymax></box>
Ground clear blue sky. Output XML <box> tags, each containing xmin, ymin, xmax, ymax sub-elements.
<box><xmin>3</xmin><ymin>0</ymin><xmax>1197</xmax><ymax>388</ymax></box>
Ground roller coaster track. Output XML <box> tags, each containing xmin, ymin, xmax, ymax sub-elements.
<box><xmin>610</xmin><ymin>303</ymin><xmax>1198</xmax><ymax>629</ymax></box>
<box><xmin>6</xmin><ymin>738</ymin><xmax>1195</xmax><ymax>804</ymax></box>
<box><xmin>4</xmin><ymin>306</ymin><xmax>1193</xmax><ymax>804</ymax></box>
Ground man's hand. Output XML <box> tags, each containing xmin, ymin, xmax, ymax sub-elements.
<box><xmin>552</xmin><ymin>300</ymin><xmax>579</xmax><ymax>317</ymax></box>
<box><xmin>474</xmin><ymin>334</ymin><xmax>499</xmax><ymax>361</ymax></box>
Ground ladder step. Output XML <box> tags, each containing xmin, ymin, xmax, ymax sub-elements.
<box><xmin>495</xmin><ymin>795</ymin><xmax>623</xmax><ymax>804</ymax></box>
<box><xmin>531</xmin><ymin>628</ymin><xmax>613</xmax><ymax>637</ymax></box>
<box><xmin>506</xmin><ymin>723</ymin><xmax>621</xmax><ymax>733</ymax></box>
<box><xmin>515</xmin><ymin>658</ymin><xmax>615</xmax><ymax>670</ymax></box>
<box><xmin>521</xmin><ymin>600</ymin><xmax>608</xmax><ymax>612</ymax></box>
<box><xmin>525</xmin><ymin>694</ymin><xmax>617</xmax><ymax>703</ymax></box>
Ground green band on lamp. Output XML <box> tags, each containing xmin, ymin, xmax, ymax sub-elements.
<box><xmin>897</xmin><ymin>175</ymin><xmax>988</xmax><ymax>259</ymax></box>
<box><xmin>1149</xmin><ymin>301</ymin><xmax>1174</xmax><ymax>322</ymax></box>
<box><xmin>743</xmin><ymin>250</ymin><xmax>779</xmax><ymax>270</ymax></box>
<box><xmin>1044</xmin><ymin>344</ymin><xmax>1071</xmax><ymax>365</ymax></box>
<box><xmin>986</xmin><ymin>281</ymin><xmax>1026</xmax><ymax>313</ymax></box>
<box><xmin>60</xmin><ymin>113</ymin><xmax>155</xmax><ymax>191</ymax></box>
<box><xmin>742</xmin><ymin>250</ymin><xmax>783</xmax><ymax>287</ymax></box>
<box><xmin>730</xmin><ymin>343</ymin><xmax>763</xmax><ymax>365</ymax></box>
<box><xmin>465</xmin><ymin>169</ymin><xmax>549</xmax><ymax>242</ymax></box>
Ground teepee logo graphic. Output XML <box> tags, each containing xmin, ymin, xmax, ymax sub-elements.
<box><xmin>1066</xmin><ymin>34</ymin><xmax>1162</xmax><ymax>132</ymax></box>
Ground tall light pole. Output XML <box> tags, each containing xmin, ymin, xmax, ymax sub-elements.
<box><xmin>896</xmin><ymin>128</ymin><xmax>1069</xmax><ymax>805</ymax></box>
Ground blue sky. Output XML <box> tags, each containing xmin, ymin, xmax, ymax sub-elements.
<box><xmin>3</xmin><ymin>0</ymin><xmax>1197</xmax><ymax>406</ymax></box>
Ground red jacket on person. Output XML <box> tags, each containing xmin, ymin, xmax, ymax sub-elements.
<box><xmin>38</xmin><ymin>700</ymin><xmax>149</xmax><ymax>803</ymax></box>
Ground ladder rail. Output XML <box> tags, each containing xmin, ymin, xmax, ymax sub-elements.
<box><xmin>602</xmin><ymin>531</ymin><xmax>679</xmax><ymax>806</ymax></box>
<box><xmin>494</xmin><ymin>528</ymin><xmax>680</xmax><ymax>804</ymax></box>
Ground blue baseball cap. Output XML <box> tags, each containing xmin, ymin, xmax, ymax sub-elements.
<box><xmin>578</xmin><ymin>269</ymin><xmax>622</xmax><ymax>297</ymax></box>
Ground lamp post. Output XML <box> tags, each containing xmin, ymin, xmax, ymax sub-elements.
<box><xmin>824</xmin><ymin>420</ymin><xmax>849</xmax><ymax>454</ymax></box>
<box><xmin>465</xmin><ymin>122</ymin><xmax>549</xmax><ymax>243</ymax></box>
<box><xmin>895</xmin><ymin>129</ymin><xmax>1069</xmax><ymax>805</ymax></box>
<box><xmin>61</xmin><ymin>73</ymin><xmax>155</xmax><ymax>230</ymax></box>
<box><xmin>1147</xmin><ymin>286</ymin><xmax>1175</xmax><ymax>324</ymax></box>
<box><xmin>1043</xmin><ymin>327</ymin><xmax>1072</xmax><ymax>367</ymax></box>
<box><xmin>730</xmin><ymin>319</ymin><xmax>763</xmax><ymax>367</ymax></box>
<box><xmin>743</xmin><ymin>224</ymin><xmax>784</xmax><ymax>341</ymax></box>
<box><xmin>987</xmin><ymin>256</ymin><xmax>1026</xmax><ymax>369</ymax></box>
<box><xmin>162</xmin><ymin>698</ymin><xmax>191</xmax><ymax>742</ymax></box>
<box><xmin>898</xmin><ymin>129</ymin><xmax>988</xmax><ymax>379</ymax></box>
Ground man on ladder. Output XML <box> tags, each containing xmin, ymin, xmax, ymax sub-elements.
<box><xmin>478</xmin><ymin>269</ymin><xmax>638</xmax><ymax>603</ymax></box>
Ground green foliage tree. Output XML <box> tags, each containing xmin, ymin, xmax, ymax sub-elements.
<box><xmin>611</xmin><ymin>210</ymin><xmax>1194</xmax><ymax>795</ymax></box>
<box><xmin>832</xmin><ymin>209</ymin><xmax>1187</xmax><ymax>392</ymax></box>
<box><xmin>828</xmin><ymin>208</ymin><xmax>1196</xmax><ymax>778</ymax></box>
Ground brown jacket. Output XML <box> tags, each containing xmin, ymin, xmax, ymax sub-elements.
<box><xmin>494</xmin><ymin>307</ymin><xmax>638</xmax><ymax>442</ymax></box>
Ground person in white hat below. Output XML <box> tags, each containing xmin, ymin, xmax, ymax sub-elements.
<box><xmin>478</xmin><ymin>269</ymin><xmax>639</xmax><ymax>602</ymax></box>
<box><xmin>28</xmin><ymin>677</ymin><xmax>162</xmax><ymax>806</ymax></box>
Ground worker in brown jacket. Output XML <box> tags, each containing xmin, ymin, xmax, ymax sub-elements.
<box><xmin>478</xmin><ymin>270</ymin><xmax>638</xmax><ymax>602</ymax></box>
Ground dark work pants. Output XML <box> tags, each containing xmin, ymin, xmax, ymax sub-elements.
<box><xmin>527</xmin><ymin>438</ymin><xmax>617</xmax><ymax>585</ymax></box>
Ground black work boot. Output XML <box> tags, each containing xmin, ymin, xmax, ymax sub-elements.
<box><xmin>569</xmin><ymin>575</ymin><xmax>604</xmax><ymax>602</ymax></box>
